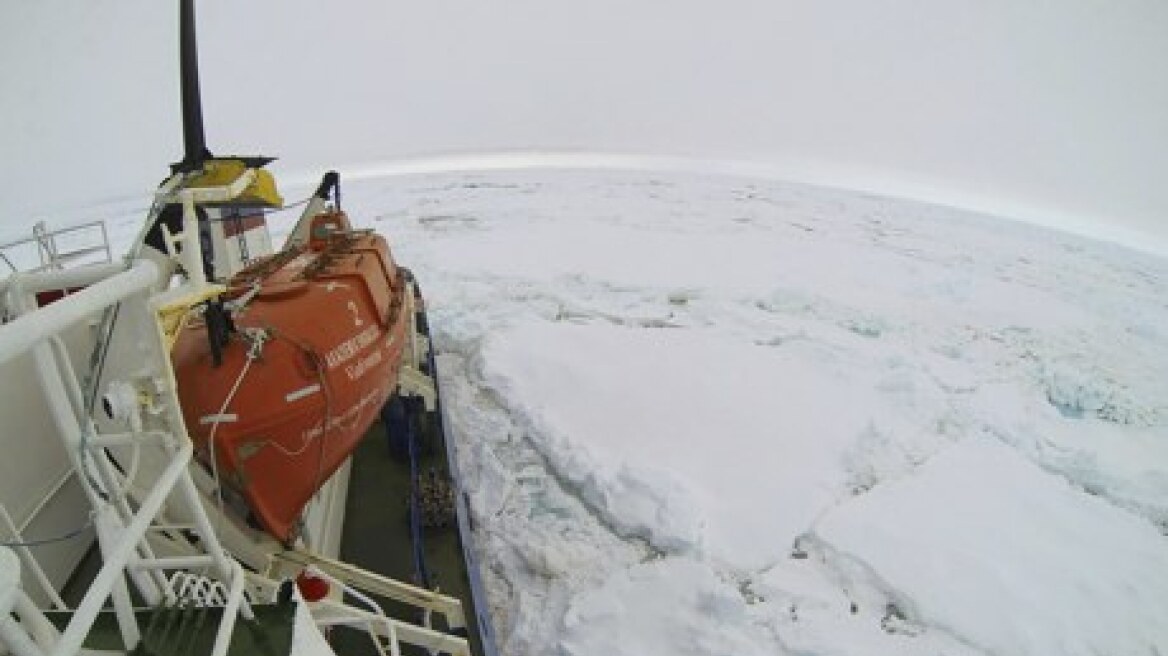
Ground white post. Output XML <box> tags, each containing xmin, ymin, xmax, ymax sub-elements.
<box><xmin>0</xmin><ymin>549</ymin><xmax>45</xmax><ymax>656</ymax></box>
<box><xmin>180</xmin><ymin>193</ymin><xmax>208</xmax><ymax>288</ymax></box>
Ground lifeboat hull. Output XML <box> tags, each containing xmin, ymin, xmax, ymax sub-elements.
<box><xmin>172</xmin><ymin>213</ymin><xmax>408</xmax><ymax>542</ymax></box>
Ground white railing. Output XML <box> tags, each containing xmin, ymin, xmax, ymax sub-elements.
<box><xmin>246</xmin><ymin>567</ymin><xmax>472</xmax><ymax>656</ymax></box>
<box><xmin>0</xmin><ymin>220</ymin><xmax>111</xmax><ymax>274</ymax></box>
<box><xmin>267</xmin><ymin>549</ymin><xmax>469</xmax><ymax>631</ymax></box>
<box><xmin>0</xmin><ymin>256</ymin><xmax>255</xmax><ymax>656</ymax></box>
<box><xmin>0</xmin><ymin>166</ymin><xmax>478</xmax><ymax>656</ymax></box>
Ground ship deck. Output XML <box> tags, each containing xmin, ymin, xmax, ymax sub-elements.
<box><xmin>330</xmin><ymin>409</ymin><xmax>489</xmax><ymax>656</ymax></box>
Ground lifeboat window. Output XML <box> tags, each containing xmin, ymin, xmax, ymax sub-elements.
<box><xmin>312</xmin><ymin>222</ymin><xmax>338</xmax><ymax>238</ymax></box>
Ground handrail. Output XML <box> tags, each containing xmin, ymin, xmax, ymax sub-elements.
<box><xmin>268</xmin><ymin>549</ymin><xmax>468</xmax><ymax>629</ymax></box>
<box><xmin>245</xmin><ymin>571</ymin><xmax>471</xmax><ymax>656</ymax></box>
<box><xmin>52</xmin><ymin>444</ymin><xmax>194</xmax><ymax>656</ymax></box>
<box><xmin>0</xmin><ymin>255</ymin><xmax>255</xmax><ymax>656</ymax></box>
<box><xmin>0</xmin><ymin>262</ymin><xmax>158</xmax><ymax>366</ymax></box>
<box><xmin>0</xmin><ymin>219</ymin><xmax>111</xmax><ymax>274</ymax></box>
<box><xmin>310</xmin><ymin>598</ymin><xmax>470</xmax><ymax>656</ymax></box>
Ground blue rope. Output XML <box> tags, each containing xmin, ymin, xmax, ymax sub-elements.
<box><xmin>385</xmin><ymin>392</ymin><xmax>432</xmax><ymax>588</ymax></box>
<box><xmin>395</xmin><ymin>397</ymin><xmax>431</xmax><ymax>590</ymax></box>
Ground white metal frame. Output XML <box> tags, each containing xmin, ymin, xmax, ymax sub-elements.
<box><xmin>0</xmin><ymin>257</ymin><xmax>253</xmax><ymax>656</ymax></box>
<box><xmin>247</xmin><ymin>563</ymin><xmax>471</xmax><ymax>656</ymax></box>
<box><xmin>0</xmin><ymin>166</ymin><xmax>478</xmax><ymax>656</ymax></box>
<box><xmin>0</xmin><ymin>220</ymin><xmax>111</xmax><ymax>276</ymax></box>
<box><xmin>0</xmin><ymin>171</ymin><xmax>258</xmax><ymax>656</ymax></box>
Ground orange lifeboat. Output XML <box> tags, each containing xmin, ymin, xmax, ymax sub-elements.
<box><xmin>172</xmin><ymin>208</ymin><xmax>409</xmax><ymax>542</ymax></box>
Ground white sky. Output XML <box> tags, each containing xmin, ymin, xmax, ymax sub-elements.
<box><xmin>1</xmin><ymin>0</ymin><xmax>1166</xmax><ymax>251</ymax></box>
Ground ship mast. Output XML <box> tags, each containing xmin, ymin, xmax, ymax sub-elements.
<box><xmin>176</xmin><ymin>0</ymin><xmax>212</xmax><ymax>172</ymax></box>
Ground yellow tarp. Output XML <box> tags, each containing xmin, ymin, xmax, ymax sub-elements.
<box><xmin>186</xmin><ymin>159</ymin><xmax>284</xmax><ymax>207</ymax></box>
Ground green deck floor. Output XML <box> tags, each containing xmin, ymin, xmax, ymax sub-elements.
<box><xmin>330</xmin><ymin>410</ymin><xmax>487</xmax><ymax>656</ymax></box>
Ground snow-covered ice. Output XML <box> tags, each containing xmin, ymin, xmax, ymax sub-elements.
<box><xmin>817</xmin><ymin>439</ymin><xmax>1168</xmax><ymax>656</ymax></box>
<box><xmin>478</xmin><ymin>320</ymin><xmax>895</xmax><ymax>568</ymax></box>
<box><xmin>100</xmin><ymin>168</ymin><xmax>1168</xmax><ymax>655</ymax></box>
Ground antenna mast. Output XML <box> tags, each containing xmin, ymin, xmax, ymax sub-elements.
<box><xmin>176</xmin><ymin>0</ymin><xmax>213</xmax><ymax>172</ymax></box>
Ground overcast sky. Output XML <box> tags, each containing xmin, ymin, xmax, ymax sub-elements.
<box><xmin>2</xmin><ymin>0</ymin><xmax>1165</xmax><ymax>251</ymax></box>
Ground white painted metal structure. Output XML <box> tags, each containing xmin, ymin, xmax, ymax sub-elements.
<box><xmin>0</xmin><ymin>166</ymin><xmax>471</xmax><ymax>655</ymax></box>
<box><xmin>0</xmin><ymin>251</ymin><xmax>255</xmax><ymax>655</ymax></box>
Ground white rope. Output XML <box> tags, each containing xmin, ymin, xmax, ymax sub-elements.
<box><xmin>205</xmin><ymin>326</ymin><xmax>273</xmax><ymax>529</ymax></box>
<box><xmin>207</xmin><ymin>356</ymin><xmax>254</xmax><ymax>536</ymax></box>
<box><xmin>202</xmin><ymin>328</ymin><xmax>339</xmax><ymax>548</ymax></box>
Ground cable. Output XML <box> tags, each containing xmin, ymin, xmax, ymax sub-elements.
<box><xmin>77</xmin><ymin>300</ymin><xmax>124</xmax><ymax>502</ymax></box>
<box><xmin>261</xmin><ymin>194</ymin><xmax>312</xmax><ymax>216</ymax></box>
<box><xmin>0</xmin><ymin>513</ymin><xmax>96</xmax><ymax>548</ymax></box>
<box><xmin>254</xmin><ymin>335</ymin><xmax>333</xmax><ymax>464</ymax></box>
<box><xmin>207</xmin><ymin>354</ymin><xmax>256</xmax><ymax>530</ymax></box>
